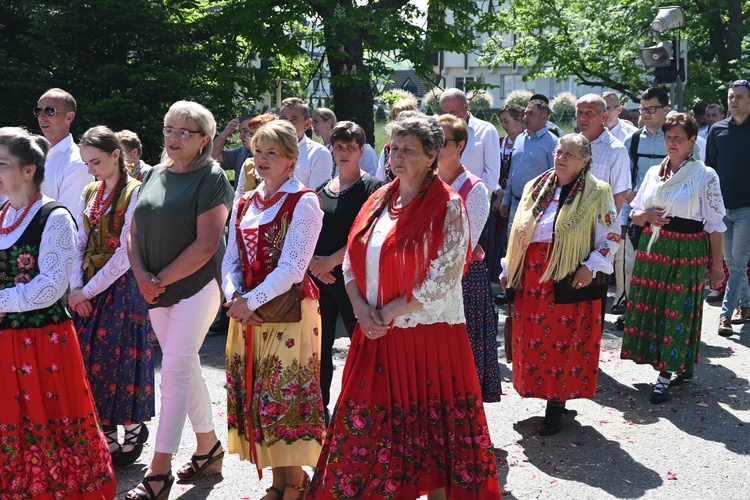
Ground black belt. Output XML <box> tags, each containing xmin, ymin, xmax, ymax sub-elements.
<box><xmin>513</xmin><ymin>195</ymin><xmax>521</xmax><ymax>201</ymax></box>
<box><xmin>662</xmin><ymin>216</ymin><xmax>704</xmax><ymax>233</ymax></box>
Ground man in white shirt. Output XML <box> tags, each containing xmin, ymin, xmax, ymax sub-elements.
<box><xmin>577</xmin><ymin>94</ymin><xmax>631</xmax><ymax>313</ymax></box>
<box><xmin>602</xmin><ymin>91</ymin><xmax>638</xmax><ymax>144</ymax></box>
<box><xmin>279</xmin><ymin>98</ymin><xmax>333</xmax><ymax>189</ymax></box>
<box><xmin>35</xmin><ymin>88</ymin><xmax>93</xmax><ymax>220</ymax></box>
<box><xmin>439</xmin><ymin>88</ymin><xmax>501</xmax><ymax>193</ymax></box>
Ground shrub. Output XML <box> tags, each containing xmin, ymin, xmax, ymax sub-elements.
<box><xmin>425</xmin><ymin>103</ymin><xmax>435</xmax><ymax>116</ymax></box>
<box><xmin>550</xmin><ymin>91</ymin><xmax>578</xmax><ymax>123</ymax></box>
<box><xmin>490</xmin><ymin>112</ymin><xmax>501</xmax><ymax>125</ymax></box>
<box><xmin>474</xmin><ymin>107</ymin><xmax>486</xmax><ymax>120</ymax></box>
<box><xmin>379</xmin><ymin>89</ymin><xmax>416</xmax><ymax>107</ymax></box>
<box><xmin>375</xmin><ymin>105</ymin><xmax>387</xmax><ymax>123</ymax></box>
<box><xmin>468</xmin><ymin>89</ymin><xmax>494</xmax><ymax>114</ymax></box>
<box><xmin>424</xmin><ymin>87</ymin><xmax>443</xmax><ymax>112</ymax></box>
<box><xmin>505</xmin><ymin>89</ymin><xmax>533</xmax><ymax>108</ymax></box>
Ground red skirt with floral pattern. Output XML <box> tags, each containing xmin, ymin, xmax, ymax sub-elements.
<box><xmin>308</xmin><ymin>321</ymin><xmax>501</xmax><ymax>499</ymax></box>
<box><xmin>511</xmin><ymin>243</ymin><xmax>604</xmax><ymax>402</ymax></box>
<box><xmin>0</xmin><ymin>320</ymin><xmax>116</xmax><ymax>498</ymax></box>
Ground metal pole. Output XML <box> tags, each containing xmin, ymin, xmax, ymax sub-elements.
<box><xmin>676</xmin><ymin>76</ymin><xmax>684</xmax><ymax>111</ymax></box>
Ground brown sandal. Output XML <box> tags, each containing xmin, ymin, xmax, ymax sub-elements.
<box><xmin>175</xmin><ymin>440</ymin><xmax>224</xmax><ymax>481</ymax></box>
<box><xmin>285</xmin><ymin>473</ymin><xmax>310</xmax><ymax>500</ymax></box>
<box><xmin>264</xmin><ymin>486</ymin><xmax>284</xmax><ymax>499</ymax></box>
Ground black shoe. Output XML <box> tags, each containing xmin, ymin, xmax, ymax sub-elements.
<box><xmin>615</xmin><ymin>316</ymin><xmax>625</xmax><ymax>331</ymax></box>
<box><xmin>539</xmin><ymin>403</ymin><xmax>569</xmax><ymax>436</ymax></box>
<box><xmin>114</xmin><ymin>423</ymin><xmax>149</xmax><ymax>468</ymax></box>
<box><xmin>610</xmin><ymin>303</ymin><xmax>626</xmax><ymax>315</ymax></box>
<box><xmin>705</xmin><ymin>291</ymin><xmax>724</xmax><ymax>304</ymax></box>
<box><xmin>493</xmin><ymin>291</ymin><xmax>508</xmax><ymax>306</ymax></box>
<box><xmin>103</xmin><ymin>425</ymin><xmax>121</xmax><ymax>461</ymax></box>
<box><xmin>671</xmin><ymin>371</ymin><xmax>694</xmax><ymax>386</ymax></box>
<box><xmin>649</xmin><ymin>380</ymin><xmax>670</xmax><ymax>404</ymax></box>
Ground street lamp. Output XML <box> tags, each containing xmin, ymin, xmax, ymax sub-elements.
<box><xmin>640</xmin><ymin>6</ymin><xmax>686</xmax><ymax>110</ymax></box>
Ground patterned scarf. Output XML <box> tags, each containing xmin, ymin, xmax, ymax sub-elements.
<box><xmin>347</xmin><ymin>171</ymin><xmax>451</xmax><ymax>306</ymax></box>
<box><xmin>506</xmin><ymin>167</ymin><xmax>612</xmax><ymax>287</ymax></box>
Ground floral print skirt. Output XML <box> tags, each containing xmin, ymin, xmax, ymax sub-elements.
<box><xmin>74</xmin><ymin>270</ymin><xmax>155</xmax><ymax>426</ymax></box>
<box><xmin>621</xmin><ymin>227</ymin><xmax>708</xmax><ymax>373</ymax></box>
<box><xmin>511</xmin><ymin>243</ymin><xmax>604</xmax><ymax>402</ymax></box>
<box><xmin>225</xmin><ymin>298</ymin><xmax>324</xmax><ymax>469</ymax></box>
<box><xmin>462</xmin><ymin>260</ymin><xmax>503</xmax><ymax>403</ymax></box>
<box><xmin>0</xmin><ymin>320</ymin><xmax>116</xmax><ymax>498</ymax></box>
<box><xmin>308</xmin><ymin>322</ymin><xmax>502</xmax><ymax>499</ymax></box>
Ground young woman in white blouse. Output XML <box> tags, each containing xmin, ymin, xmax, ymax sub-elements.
<box><xmin>0</xmin><ymin>127</ymin><xmax>116</xmax><ymax>497</ymax></box>
<box><xmin>70</xmin><ymin>126</ymin><xmax>155</xmax><ymax>468</ymax></box>
<box><xmin>621</xmin><ymin>113</ymin><xmax>726</xmax><ymax>403</ymax></box>
<box><xmin>222</xmin><ymin>120</ymin><xmax>325</xmax><ymax>499</ymax></box>
<box><xmin>437</xmin><ymin>114</ymin><xmax>503</xmax><ymax>403</ymax></box>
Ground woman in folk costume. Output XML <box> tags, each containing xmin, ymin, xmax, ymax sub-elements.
<box><xmin>309</xmin><ymin>111</ymin><xmax>501</xmax><ymax>499</ymax></box>
<box><xmin>501</xmin><ymin>133</ymin><xmax>620</xmax><ymax>436</ymax></box>
<box><xmin>222</xmin><ymin>120</ymin><xmax>325</xmax><ymax>499</ymax></box>
<box><xmin>437</xmin><ymin>114</ymin><xmax>502</xmax><ymax>403</ymax></box>
<box><xmin>621</xmin><ymin>113</ymin><xmax>726</xmax><ymax>403</ymax></box>
<box><xmin>0</xmin><ymin>127</ymin><xmax>116</xmax><ymax>498</ymax></box>
<box><xmin>70</xmin><ymin>126</ymin><xmax>155</xmax><ymax>468</ymax></box>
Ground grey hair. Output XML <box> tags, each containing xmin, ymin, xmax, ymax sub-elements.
<box><xmin>385</xmin><ymin>111</ymin><xmax>445</xmax><ymax>170</ymax></box>
<box><xmin>577</xmin><ymin>94</ymin><xmax>607</xmax><ymax>115</ymax></box>
<box><xmin>160</xmin><ymin>100</ymin><xmax>217</xmax><ymax>170</ymax></box>
<box><xmin>557</xmin><ymin>133</ymin><xmax>593</xmax><ymax>172</ymax></box>
<box><xmin>439</xmin><ymin>88</ymin><xmax>468</xmax><ymax>106</ymax></box>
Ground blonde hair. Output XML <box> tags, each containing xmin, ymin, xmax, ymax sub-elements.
<box><xmin>160</xmin><ymin>100</ymin><xmax>216</xmax><ymax>170</ymax></box>
<box><xmin>250</xmin><ymin>121</ymin><xmax>299</xmax><ymax>170</ymax></box>
<box><xmin>390</xmin><ymin>99</ymin><xmax>418</xmax><ymax>120</ymax></box>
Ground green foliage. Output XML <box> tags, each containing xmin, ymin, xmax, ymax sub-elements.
<box><xmin>550</xmin><ymin>92</ymin><xmax>578</xmax><ymax>123</ymax></box>
<box><xmin>379</xmin><ymin>89</ymin><xmax>417</xmax><ymax>107</ymax></box>
<box><xmin>424</xmin><ymin>87</ymin><xmax>443</xmax><ymax>112</ymax></box>
<box><xmin>468</xmin><ymin>89</ymin><xmax>494</xmax><ymax>114</ymax></box>
<box><xmin>505</xmin><ymin>90</ymin><xmax>534</xmax><ymax>109</ymax></box>
<box><xmin>375</xmin><ymin>105</ymin><xmax>387</xmax><ymax>123</ymax></box>
<box><xmin>479</xmin><ymin>0</ymin><xmax>750</xmax><ymax>105</ymax></box>
<box><xmin>425</xmin><ymin>104</ymin><xmax>435</xmax><ymax>116</ymax></box>
<box><xmin>490</xmin><ymin>113</ymin><xmax>501</xmax><ymax>126</ymax></box>
<box><xmin>474</xmin><ymin>108</ymin><xmax>486</xmax><ymax>120</ymax></box>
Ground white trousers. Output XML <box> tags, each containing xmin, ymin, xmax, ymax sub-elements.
<box><xmin>149</xmin><ymin>280</ymin><xmax>220</xmax><ymax>454</ymax></box>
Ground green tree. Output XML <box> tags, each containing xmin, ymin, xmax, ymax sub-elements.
<box><xmin>0</xmin><ymin>0</ymin><xmax>253</xmax><ymax>162</ymax></box>
<box><xmin>220</xmin><ymin>0</ymin><xmax>484</xmax><ymax>145</ymax></box>
<box><xmin>478</xmin><ymin>0</ymin><xmax>750</xmax><ymax>105</ymax></box>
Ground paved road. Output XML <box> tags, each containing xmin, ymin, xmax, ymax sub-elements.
<box><xmin>114</xmin><ymin>295</ymin><xmax>750</xmax><ymax>499</ymax></box>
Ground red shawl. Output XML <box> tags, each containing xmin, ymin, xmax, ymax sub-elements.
<box><xmin>346</xmin><ymin>173</ymin><xmax>453</xmax><ymax>306</ymax></box>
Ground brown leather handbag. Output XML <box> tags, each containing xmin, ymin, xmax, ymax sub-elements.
<box><xmin>256</xmin><ymin>283</ymin><xmax>302</xmax><ymax>323</ymax></box>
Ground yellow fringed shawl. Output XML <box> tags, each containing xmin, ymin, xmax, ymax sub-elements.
<box><xmin>506</xmin><ymin>170</ymin><xmax>613</xmax><ymax>288</ymax></box>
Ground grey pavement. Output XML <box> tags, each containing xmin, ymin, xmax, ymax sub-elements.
<box><xmin>114</xmin><ymin>292</ymin><xmax>750</xmax><ymax>499</ymax></box>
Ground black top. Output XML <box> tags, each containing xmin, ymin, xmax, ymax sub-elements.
<box><xmin>705</xmin><ymin>116</ymin><xmax>750</xmax><ymax>210</ymax></box>
<box><xmin>314</xmin><ymin>174</ymin><xmax>384</xmax><ymax>257</ymax></box>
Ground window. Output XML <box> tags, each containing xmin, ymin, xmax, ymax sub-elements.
<box><xmin>502</xmin><ymin>75</ymin><xmax>526</xmax><ymax>97</ymax></box>
<box><xmin>455</xmin><ymin>77</ymin><xmax>475</xmax><ymax>92</ymax></box>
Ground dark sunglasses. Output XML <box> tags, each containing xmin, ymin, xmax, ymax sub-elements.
<box><xmin>33</xmin><ymin>106</ymin><xmax>63</xmax><ymax>118</ymax></box>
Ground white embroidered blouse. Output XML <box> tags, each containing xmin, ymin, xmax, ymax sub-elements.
<box><xmin>450</xmin><ymin>171</ymin><xmax>489</xmax><ymax>251</ymax></box>
<box><xmin>343</xmin><ymin>194</ymin><xmax>470</xmax><ymax>328</ymax></box>
<box><xmin>222</xmin><ymin>177</ymin><xmax>324</xmax><ymax>311</ymax></box>
<box><xmin>69</xmin><ymin>183</ymin><xmax>139</xmax><ymax>299</ymax></box>
<box><xmin>630</xmin><ymin>160</ymin><xmax>726</xmax><ymax>233</ymax></box>
<box><xmin>0</xmin><ymin>196</ymin><xmax>77</xmax><ymax>312</ymax></box>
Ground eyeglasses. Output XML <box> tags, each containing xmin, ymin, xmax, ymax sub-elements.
<box><xmin>637</xmin><ymin>105</ymin><xmax>668</xmax><ymax>115</ymax></box>
<box><xmin>731</xmin><ymin>79</ymin><xmax>750</xmax><ymax>88</ymax></box>
<box><xmin>163</xmin><ymin>127</ymin><xmax>201</xmax><ymax>139</ymax></box>
<box><xmin>606</xmin><ymin>105</ymin><xmax>621</xmax><ymax>111</ymax></box>
<box><xmin>444</xmin><ymin>138</ymin><xmax>459</xmax><ymax>147</ymax></box>
<box><xmin>33</xmin><ymin>106</ymin><xmax>64</xmax><ymax>118</ymax></box>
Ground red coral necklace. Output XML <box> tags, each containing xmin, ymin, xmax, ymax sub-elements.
<box><xmin>89</xmin><ymin>182</ymin><xmax>118</xmax><ymax>226</ymax></box>
<box><xmin>0</xmin><ymin>189</ymin><xmax>42</xmax><ymax>235</ymax></box>
<box><xmin>252</xmin><ymin>190</ymin><xmax>285</xmax><ymax>211</ymax></box>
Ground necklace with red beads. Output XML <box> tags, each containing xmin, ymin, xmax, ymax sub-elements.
<box><xmin>0</xmin><ymin>189</ymin><xmax>42</xmax><ymax>235</ymax></box>
<box><xmin>252</xmin><ymin>190</ymin><xmax>285</xmax><ymax>211</ymax></box>
<box><xmin>88</xmin><ymin>182</ymin><xmax>119</xmax><ymax>226</ymax></box>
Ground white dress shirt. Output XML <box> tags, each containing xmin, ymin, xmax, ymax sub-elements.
<box><xmin>609</xmin><ymin>119</ymin><xmax>639</xmax><ymax>144</ymax></box>
<box><xmin>297</xmin><ymin>135</ymin><xmax>333</xmax><ymax>189</ymax></box>
<box><xmin>461</xmin><ymin>114</ymin><xmax>501</xmax><ymax>194</ymax></box>
<box><xmin>590</xmin><ymin>128</ymin><xmax>631</xmax><ymax>196</ymax></box>
<box><xmin>40</xmin><ymin>134</ymin><xmax>94</xmax><ymax>221</ymax></box>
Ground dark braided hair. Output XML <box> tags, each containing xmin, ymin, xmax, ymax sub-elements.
<box><xmin>78</xmin><ymin>126</ymin><xmax>129</xmax><ymax>233</ymax></box>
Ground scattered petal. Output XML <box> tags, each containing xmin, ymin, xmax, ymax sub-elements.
<box><xmin>667</xmin><ymin>471</ymin><xmax>678</xmax><ymax>480</ymax></box>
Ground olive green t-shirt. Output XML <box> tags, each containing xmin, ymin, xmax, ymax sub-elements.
<box><xmin>135</xmin><ymin>163</ymin><xmax>232</xmax><ymax>308</ymax></box>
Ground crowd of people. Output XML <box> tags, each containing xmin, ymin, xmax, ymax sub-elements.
<box><xmin>0</xmin><ymin>79</ymin><xmax>748</xmax><ymax>499</ymax></box>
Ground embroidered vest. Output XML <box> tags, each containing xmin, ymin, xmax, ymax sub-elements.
<box><xmin>457</xmin><ymin>173</ymin><xmax>486</xmax><ymax>263</ymax></box>
<box><xmin>82</xmin><ymin>180</ymin><xmax>140</xmax><ymax>281</ymax></box>
<box><xmin>235</xmin><ymin>190</ymin><xmax>319</xmax><ymax>300</ymax></box>
<box><xmin>0</xmin><ymin>202</ymin><xmax>71</xmax><ymax>330</ymax></box>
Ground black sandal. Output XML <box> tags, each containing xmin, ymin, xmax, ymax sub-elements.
<box><xmin>102</xmin><ymin>425</ymin><xmax>121</xmax><ymax>459</ymax></box>
<box><xmin>265</xmin><ymin>486</ymin><xmax>284</xmax><ymax>499</ymax></box>
<box><xmin>671</xmin><ymin>370</ymin><xmax>694</xmax><ymax>386</ymax></box>
<box><xmin>114</xmin><ymin>423</ymin><xmax>149</xmax><ymax>467</ymax></box>
<box><xmin>539</xmin><ymin>402</ymin><xmax>569</xmax><ymax>436</ymax></box>
<box><xmin>126</xmin><ymin>471</ymin><xmax>174</xmax><ymax>499</ymax></box>
<box><xmin>176</xmin><ymin>440</ymin><xmax>224</xmax><ymax>481</ymax></box>
<box><xmin>650</xmin><ymin>378</ymin><xmax>670</xmax><ymax>404</ymax></box>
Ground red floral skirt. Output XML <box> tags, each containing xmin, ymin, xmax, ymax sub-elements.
<box><xmin>511</xmin><ymin>243</ymin><xmax>603</xmax><ymax>402</ymax></box>
<box><xmin>0</xmin><ymin>321</ymin><xmax>116</xmax><ymax>499</ymax></box>
<box><xmin>308</xmin><ymin>321</ymin><xmax>501</xmax><ymax>499</ymax></box>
